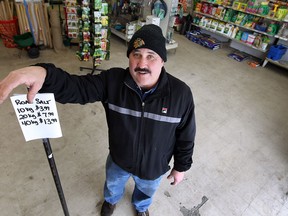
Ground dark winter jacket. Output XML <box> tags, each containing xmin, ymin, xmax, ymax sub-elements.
<box><xmin>36</xmin><ymin>63</ymin><xmax>196</xmax><ymax>180</ymax></box>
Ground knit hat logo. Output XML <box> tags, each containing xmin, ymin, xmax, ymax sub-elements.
<box><xmin>133</xmin><ymin>38</ymin><xmax>145</xmax><ymax>49</ymax></box>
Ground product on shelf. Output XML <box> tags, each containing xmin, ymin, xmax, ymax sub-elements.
<box><xmin>246</xmin><ymin>33</ymin><xmax>256</xmax><ymax>44</ymax></box>
<box><xmin>241</xmin><ymin>31</ymin><xmax>249</xmax><ymax>42</ymax></box>
<box><xmin>126</xmin><ymin>22</ymin><xmax>136</xmax><ymax>40</ymax></box>
<box><xmin>277</xmin><ymin>23</ymin><xmax>288</xmax><ymax>38</ymax></box>
<box><xmin>195</xmin><ymin>2</ymin><xmax>202</xmax><ymax>12</ymax></box>
<box><xmin>246</xmin><ymin>0</ymin><xmax>259</xmax><ymax>13</ymax></box>
<box><xmin>223</xmin><ymin>8</ymin><xmax>234</xmax><ymax>21</ymax></box>
<box><xmin>223</xmin><ymin>23</ymin><xmax>234</xmax><ymax>36</ymax></box>
<box><xmin>216</xmin><ymin>22</ymin><xmax>226</xmax><ymax>33</ymax></box>
<box><xmin>266</xmin><ymin>21</ymin><xmax>279</xmax><ymax>35</ymax></box>
<box><xmin>258</xmin><ymin>1</ymin><xmax>270</xmax><ymax>16</ymax></box>
<box><xmin>275</xmin><ymin>7</ymin><xmax>288</xmax><ymax>20</ymax></box>
<box><xmin>210</xmin><ymin>20</ymin><xmax>219</xmax><ymax>31</ymax></box>
<box><xmin>235</xmin><ymin>29</ymin><xmax>243</xmax><ymax>40</ymax></box>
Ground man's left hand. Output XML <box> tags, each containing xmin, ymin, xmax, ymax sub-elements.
<box><xmin>167</xmin><ymin>169</ymin><xmax>185</xmax><ymax>186</ymax></box>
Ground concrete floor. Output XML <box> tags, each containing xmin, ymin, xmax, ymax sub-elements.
<box><xmin>0</xmin><ymin>33</ymin><xmax>288</xmax><ymax>216</ymax></box>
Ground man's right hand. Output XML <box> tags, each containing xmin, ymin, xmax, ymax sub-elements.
<box><xmin>0</xmin><ymin>66</ymin><xmax>47</xmax><ymax>104</ymax></box>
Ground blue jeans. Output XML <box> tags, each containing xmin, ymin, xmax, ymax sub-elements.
<box><xmin>103</xmin><ymin>155</ymin><xmax>163</xmax><ymax>212</ymax></box>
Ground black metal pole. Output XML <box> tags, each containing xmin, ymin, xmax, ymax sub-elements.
<box><xmin>42</xmin><ymin>138</ymin><xmax>70</xmax><ymax>216</ymax></box>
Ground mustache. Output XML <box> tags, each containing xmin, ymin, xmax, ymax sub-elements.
<box><xmin>135</xmin><ymin>67</ymin><xmax>151</xmax><ymax>73</ymax></box>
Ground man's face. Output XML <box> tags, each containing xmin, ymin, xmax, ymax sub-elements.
<box><xmin>129</xmin><ymin>48</ymin><xmax>164</xmax><ymax>90</ymax></box>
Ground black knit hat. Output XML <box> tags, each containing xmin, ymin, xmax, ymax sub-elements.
<box><xmin>127</xmin><ymin>24</ymin><xmax>167</xmax><ymax>62</ymax></box>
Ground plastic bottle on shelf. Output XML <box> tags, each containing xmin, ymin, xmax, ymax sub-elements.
<box><xmin>261</xmin><ymin>36</ymin><xmax>270</xmax><ymax>51</ymax></box>
<box><xmin>267</xmin><ymin>21</ymin><xmax>278</xmax><ymax>35</ymax></box>
<box><xmin>284</xmin><ymin>13</ymin><xmax>288</xmax><ymax>22</ymax></box>
<box><xmin>223</xmin><ymin>8</ymin><xmax>232</xmax><ymax>22</ymax></box>
<box><xmin>277</xmin><ymin>23</ymin><xmax>287</xmax><ymax>37</ymax></box>
<box><xmin>252</xmin><ymin>33</ymin><xmax>262</xmax><ymax>48</ymax></box>
<box><xmin>268</xmin><ymin>4</ymin><xmax>279</xmax><ymax>18</ymax></box>
<box><xmin>235</xmin><ymin>30</ymin><xmax>243</xmax><ymax>40</ymax></box>
<box><xmin>199</xmin><ymin>16</ymin><xmax>206</xmax><ymax>26</ymax></box>
<box><xmin>231</xmin><ymin>26</ymin><xmax>239</xmax><ymax>38</ymax></box>
<box><xmin>201</xmin><ymin>3</ymin><xmax>209</xmax><ymax>14</ymax></box>
<box><xmin>220</xmin><ymin>8</ymin><xmax>226</xmax><ymax>19</ymax></box>
<box><xmin>258</xmin><ymin>2</ymin><xmax>270</xmax><ymax>16</ymax></box>
<box><xmin>275</xmin><ymin>8</ymin><xmax>288</xmax><ymax>21</ymax></box>
<box><xmin>195</xmin><ymin>2</ymin><xmax>202</xmax><ymax>12</ymax></box>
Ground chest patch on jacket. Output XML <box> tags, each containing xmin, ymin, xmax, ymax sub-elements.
<box><xmin>162</xmin><ymin>107</ymin><xmax>168</xmax><ymax>114</ymax></box>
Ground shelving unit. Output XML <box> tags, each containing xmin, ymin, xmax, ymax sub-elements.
<box><xmin>192</xmin><ymin>22</ymin><xmax>269</xmax><ymax>51</ymax></box>
<box><xmin>110</xmin><ymin>0</ymin><xmax>179</xmax><ymax>52</ymax></box>
<box><xmin>110</xmin><ymin>27</ymin><xmax>127</xmax><ymax>41</ymax></box>
<box><xmin>162</xmin><ymin>0</ymin><xmax>179</xmax><ymax>51</ymax></box>
<box><xmin>190</xmin><ymin>0</ymin><xmax>288</xmax><ymax>59</ymax></box>
<box><xmin>262</xmin><ymin>57</ymin><xmax>288</xmax><ymax>69</ymax></box>
<box><xmin>262</xmin><ymin>29</ymin><xmax>288</xmax><ymax>69</ymax></box>
<box><xmin>275</xmin><ymin>35</ymin><xmax>288</xmax><ymax>41</ymax></box>
<box><xmin>194</xmin><ymin>10</ymin><xmax>277</xmax><ymax>37</ymax></box>
<box><xmin>263</xmin><ymin>19</ymin><xmax>288</xmax><ymax>68</ymax></box>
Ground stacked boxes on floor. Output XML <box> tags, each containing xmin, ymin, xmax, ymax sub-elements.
<box><xmin>186</xmin><ymin>30</ymin><xmax>221</xmax><ymax>50</ymax></box>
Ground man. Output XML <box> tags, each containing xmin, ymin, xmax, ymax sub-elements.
<box><xmin>0</xmin><ymin>24</ymin><xmax>196</xmax><ymax>216</ymax></box>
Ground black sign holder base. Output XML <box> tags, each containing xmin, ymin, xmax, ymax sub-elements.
<box><xmin>79</xmin><ymin>58</ymin><xmax>105</xmax><ymax>75</ymax></box>
<box><xmin>42</xmin><ymin>138</ymin><xmax>70</xmax><ymax>216</ymax></box>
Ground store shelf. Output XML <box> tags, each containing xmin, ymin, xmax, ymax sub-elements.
<box><xmin>199</xmin><ymin>0</ymin><xmax>287</xmax><ymax>22</ymax></box>
<box><xmin>111</xmin><ymin>28</ymin><xmax>128</xmax><ymax>41</ymax></box>
<box><xmin>194</xmin><ymin>11</ymin><xmax>275</xmax><ymax>38</ymax></box>
<box><xmin>166</xmin><ymin>41</ymin><xmax>178</xmax><ymax>51</ymax></box>
<box><xmin>232</xmin><ymin>9</ymin><xmax>286</xmax><ymax>22</ymax></box>
<box><xmin>275</xmin><ymin>35</ymin><xmax>288</xmax><ymax>41</ymax></box>
<box><xmin>262</xmin><ymin>57</ymin><xmax>288</xmax><ymax>69</ymax></box>
<box><xmin>192</xmin><ymin>0</ymin><xmax>288</xmax><ymax>59</ymax></box>
<box><xmin>191</xmin><ymin>23</ymin><xmax>231</xmax><ymax>39</ymax></box>
<box><xmin>191</xmin><ymin>23</ymin><xmax>268</xmax><ymax>52</ymax></box>
<box><xmin>230</xmin><ymin>38</ymin><xmax>267</xmax><ymax>52</ymax></box>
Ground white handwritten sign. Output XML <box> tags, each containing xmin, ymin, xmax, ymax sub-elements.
<box><xmin>10</xmin><ymin>93</ymin><xmax>62</xmax><ymax>141</ymax></box>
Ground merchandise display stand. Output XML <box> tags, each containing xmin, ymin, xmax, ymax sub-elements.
<box><xmin>77</xmin><ymin>0</ymin><xmax>111</xmax><ymax>71</ymax></box>
<box><xmin>161</xmin><ymin>0</ymin><xmax>179</xmax><ymax>52</ymax></box>
<box><xmin>64</xmin><ymin>0</ymin><xmax>79</xmax><ymax>39</ymax></box>
<box><xmin>79</xmin><ymin>59</ymin><xmax>105</xmax><ymax>75</ymax></box>
<box><xmin>79</xmin><ymin>66</ymin><xmax>105</xmax><ymax>74</ymax></box>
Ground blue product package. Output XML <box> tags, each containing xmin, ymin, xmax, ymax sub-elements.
<box><xmin>267</xmin><ymin>45</ymin><xmax>287</xmax><ymax>61</ymax></box>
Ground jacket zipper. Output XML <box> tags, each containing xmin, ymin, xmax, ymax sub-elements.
<box><xmin>136</xmin><ymin>101</ymin><xmax>145</xmax><ymax>174</ymax></box>
<box><xmin>125</xmin><ymin>82</ymin><xmax>145</xmax><ymax>174</ymax></box>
